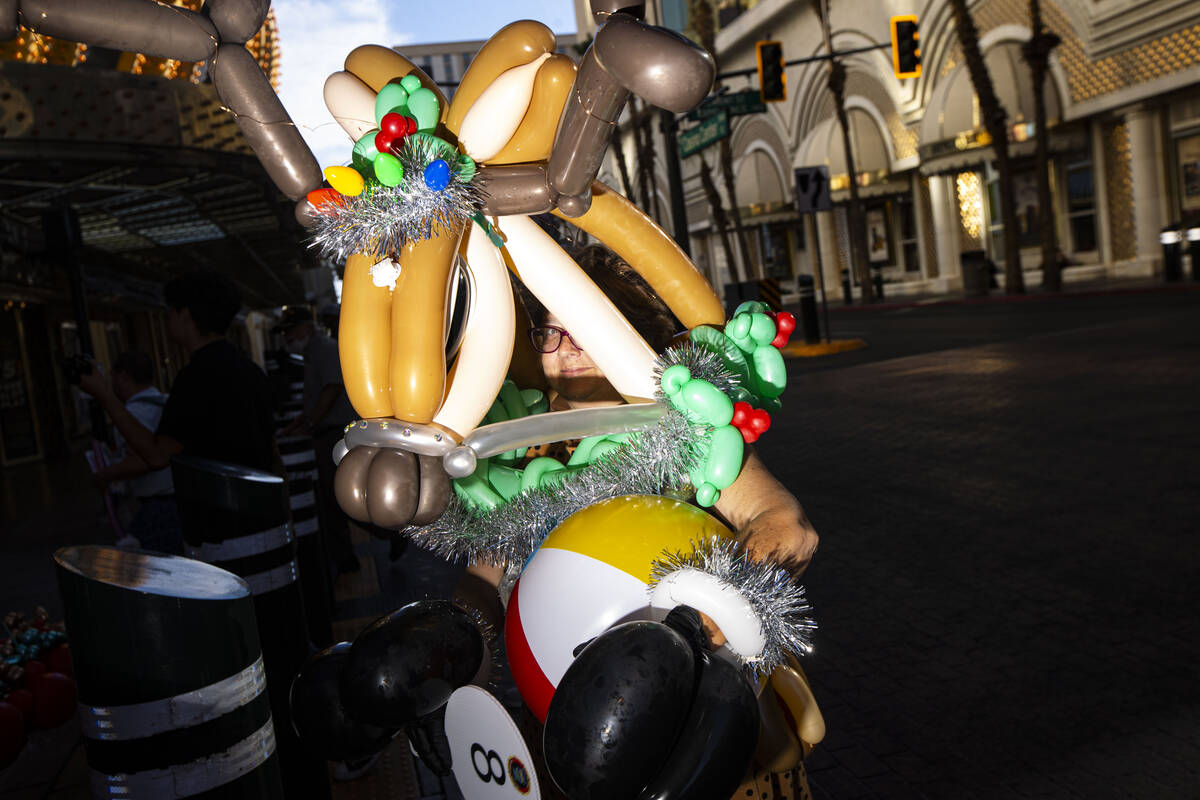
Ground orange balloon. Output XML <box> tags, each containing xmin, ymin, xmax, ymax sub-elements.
<box><xmin>306</xmin><ymin>188</ymin><xmax>344</xmax><ymax>213</ymax></box>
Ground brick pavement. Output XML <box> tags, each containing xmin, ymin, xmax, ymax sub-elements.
<box><xmin>758</xmin><ymin>300</ymin><xmax>1200</xmax><ymax>799</ymax></box>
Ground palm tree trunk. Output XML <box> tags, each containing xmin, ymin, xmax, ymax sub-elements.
<box><xmin>690</xmin><ymin>0</ymin><xmax>749</xmax><ymax>283</ymax></box>
<box><xmin>1023</xmin><ymin>0</ymin><xmax>1061</xmax><ymax>291</ymax></box>
<box><xmin>818</xmin><ymin>1</ymin><xmax>875</xmax><ymax>302</ymax></box>
<box><xmin>949</xmin><ymin>0</ymin><xmax>1025</xmax><ymax>293</ymax></box>
<box><xmin>699</xmin><ymin>153</ymin><xmax>744</xmax><ymax>283</ymax></box>
<box><xmin>611</xmin><ymin>125</ymin><xmax>635</xmax><ymax>200</ymax></box>
<box><xmin>719</xmin><ymin>137</ymin><xmax>757</xmax><ymax>278</ymax></box>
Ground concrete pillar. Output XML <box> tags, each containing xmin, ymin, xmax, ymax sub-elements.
<box><xmin>1125</xmin><ymin>106</ymin><xmax>1167</xmax><ymax>269</ymax></box>
<box><xmin>1089</xmin><ymin>119</ymin><xmax>1112</xmax><ymax>268</ymax></box>
<box><xmin>912</xmin><ymin>174</ymin><xmax>932</xmax><ymax>279</ymax></box>
<box><xmin>929</xmin><ymin>174</ymin><xmax>962</xmax><ymax>281</ymax></box>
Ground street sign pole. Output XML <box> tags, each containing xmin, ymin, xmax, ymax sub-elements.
<box><xmin>660</xmin><ymin>108</ymin><xmax>691</xmax><ymax>257</ymax></box>
<box><xmin>810</xmin><ymin>225</ymin><xmax>831</xmax><ymax>343</ymax></box>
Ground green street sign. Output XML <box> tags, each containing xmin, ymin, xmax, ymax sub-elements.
<box><xmin>686</xmin><ymin>90</ymin><xmax>767</xmax><ymax>122</ymax></box>
<box><xmin>678</xmin><ymin>110</ymin><xmax>729</xmax><ymax>158</ymax></box>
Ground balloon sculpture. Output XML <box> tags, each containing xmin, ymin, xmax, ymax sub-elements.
<box><xmin>6</xmin><ymin>0</ymin><xmax>823</xmax><ymax>795</ymax></box>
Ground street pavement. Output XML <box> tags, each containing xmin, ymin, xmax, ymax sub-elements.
<box><xmin>764</xmin><ymin>286</ymin><xmax>1200</xmax><ymax>799</ymax></box>
<box><xmin>2</xmin><ymin>285</ymin><xmax>1197</xmax><ymax>799</ymax></box>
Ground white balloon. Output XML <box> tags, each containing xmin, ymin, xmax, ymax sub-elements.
<box><xmin>495</xmin><ymin>215</ymin><xmax>659</xmax><ymax>401</ymax></box>
<box><xmin>458</xmin><ymin>53</ymin><xmax>552</xmax><ymax>162</ymax></box>
<box><xmin>323</xmin><ymin>71</ymin><xmax>377</xmax><ymax>143</ymax></box>
<box><xmin>432</xmin><ymin>225</ymin><xmax>516</xmax><ymax>438</ymax></box>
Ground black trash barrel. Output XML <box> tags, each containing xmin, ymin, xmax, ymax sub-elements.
<box><xmin>1187</xmin><ymin>225</ymin><xmax>1200</xmax><ymax>282</ymax></box>
<box><xmin>171</xmin><ymin>456</ymin><xmax>331</xmax><ymax>800</ymax></box>
<box><xmin>1162</xmin><ymin>224</ymin><xmax>1183</xmax><ymax>282</ymax></box>
<box><xmin>54</xmin><ymin>546</ymin><xmax>285</xmax><ymax>799</ymax></box>
<box><xmin>278</xmin><ymin>434</ymin><xmax>333</xmax><ymax>648</ymax></box>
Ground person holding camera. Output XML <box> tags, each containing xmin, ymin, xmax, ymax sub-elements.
<box><xmin>80</xmin><ymin>271</ymin><xmax>279</xmax><ymax>501</ymax></box>
<box><xmin>89</xmin><ymin>350</ymin><xmax>179</xmax><ymax>552</ymax></box>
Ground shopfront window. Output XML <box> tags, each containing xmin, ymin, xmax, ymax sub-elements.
<box><xmin>758</xmin><ymin>222</ymin><xmax>796</xmax><ymax>280</ymax></box>
<box><xmin>895</xmin><ymin>194</ymin><xmax>920</xmax><ymax>272</ymax></box>
<box><xmin>1065</xmin><ymin>159</ymin><xmax>1097</xmax><ymax>252</ymax></box>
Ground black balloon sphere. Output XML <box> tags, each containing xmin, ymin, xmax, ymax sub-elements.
<box><xmin>339</xmin><ymin>600</ymin><xmax>485</xmax><ymax>727</ymax></box>
<box><xmin>543</xmin><ymin>620</ymin><xmax>696</xmax><ymax>800</ymax></box>
<box><xmin>289</xmin><ymin>642</ymin><xmax>399</xmax><ymax>761</ymax></box>
<box><xmin>636</xmin><ymin>649</ymin><xmax>761</xmax><ymax>800</ymax></box>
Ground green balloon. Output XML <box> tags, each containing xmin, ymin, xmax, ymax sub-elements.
<box><xmin>681</xmin><ymin>378</ymin><xmax>734</xmax><ymax>426</ymax></box>
<box><xmin>705</xmin><ymin>425</ymin><xmax>745</xmax><ymax>489</ymax></box>
<box><xmin>373</xmin><ymin>152</ymin><xmax>404</xmax><ymax>187</ymax></box>
<box><xmin>521</xmin><ymin>457</ymin><xmax>567</xmax><ymax>493</ymax></box>
<box><xmin>661</xmin><ymin>364</ymin><xmax>691</xmax><ymax>397</ymax></box>
<box><xmin>734</xmin><ymin>300</ymin><xmax>770</xmax><ymax>317</ymax></box>
<box><xmin>748</xmin><ymin>313</ymin><xmax>777</xmax><ymax>346</ymax></box>
<box><xmin>400</xmin><ymin>74</ymin><xmax>423</xmax><ymax>92</ymax></box>
<box><xmin>695</xmin><ymin>483</ymin><xmax>719</xmax><ymax>507</ymax></box>
<box><xmin>407</xmin><ymin>87</ymin><xmax>441</xmax><ymax>132</ymax></box>
<box><xmin>520</xmin><ymin>388</ymin><xmax>548</xmax><ymax>415</ymax></box>
<box><xmin>752</xmin><ymin>346</ymin><xmax>787</xmax><ymax>398</ymax></box>
<box><xmin>374</xmin><ymin>83</ymin><xmax>410</xmax><ymax>126</ymax></box>
<box><xmin>456</xmin><ymin>155</ymin><xmax>477</xmax><ymax>182</ymax></box>
<box><xmin>352</xmin><ymin>130</ymin><xmax>380</xmax><ymax>171</ymax></box>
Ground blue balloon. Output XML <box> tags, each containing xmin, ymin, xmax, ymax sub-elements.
<box><xmin>423</xmin><ymin>159</ymin><xmax>451</xmax><ymax>192</ymax></box>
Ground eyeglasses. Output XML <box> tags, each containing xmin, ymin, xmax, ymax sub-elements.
<box><xmin>529</xmin><ymin>325</ymin><xmax>584</xmax><ymax>354</ymax></box>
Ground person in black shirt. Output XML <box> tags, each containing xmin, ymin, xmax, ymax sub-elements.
<box><xmin>80</xmin><ymin>271</ymin><xmax>278</xmax><ymax>475</ymax></box>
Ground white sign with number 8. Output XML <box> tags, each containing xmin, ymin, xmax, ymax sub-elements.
<box><xmin>445</xmin><ymin>686</ymin><xmax>539</xmax><ymax>799</ymax></box>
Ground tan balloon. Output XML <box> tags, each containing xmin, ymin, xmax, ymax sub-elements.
<box><xmin>339</xmin><ymin>254</ymin><xmax>394</xmax><ymax>419</ymax></box>
<box><xmin>555</xmin><ymin>181</ymin><xmax>724</xmax><ymax>329</ymax></box>
<box><xmin>486</xmin><ymin>54</ymin><xmax>577</xmax><ymax>166</ymax></box>
<box><xmin>389</xmin><ymin>225</ymin><xmax>466</xmax><ymax>422</ymax></box>
<box><xmin>323</xmin><ymin>71</ymin><xmax>378</xmax><ymax>142</ymax></box>
<box><xmin>445</xmin><ymin>20</ymin><xmax>556</xmax><ymax>135</ymax></box>
<box><xmin>344</xmin><ymin>44</ymin><xmax>449</xmax><ymax>122</ymax></box>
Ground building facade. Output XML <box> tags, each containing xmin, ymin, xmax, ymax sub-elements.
<box><xmin>583</xmin><ymin>0</ymin><xmax>1200</xmax><ymax>299</ymax></box>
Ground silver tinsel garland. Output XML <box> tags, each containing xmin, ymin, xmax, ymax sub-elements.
<box><xmin>648</xmin><ymin>537</ymin><xmax>816</xmax><ymax>674</ymax></box>
<box><xmin>310</xmin><ymin>135</ymin><xmax>482</xmax><ymax>262</ymax></box>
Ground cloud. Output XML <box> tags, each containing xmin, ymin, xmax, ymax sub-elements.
<box><xmin>274</xmin><ymin>0</ymin><xmax>418</xmax><ymax>169</ymax></box>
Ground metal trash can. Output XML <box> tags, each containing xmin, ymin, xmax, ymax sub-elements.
<box><xmin>55</xmin><ymin>546</ymin><xmax>285</xmax><ymax>799</ymax></box>
<box><xmin>960</xmin><ymin>250</ymin><xmax>990</xmax><ymax>297</ymax></box>
<box><xmin>795</xmin><ymin>275</ymin><xmax>821</xmax><ymax>344</ymax></box>
<box><xmin>171</xmin><ymin>456</ymin><xmax>331</xmax><ymax>800</ymax></box>
<box><xmin>1162</xmin><ymin>224</ymin><xmax>1183</xmax><ymax>281</ymax></box>
<box><xmin>278</xmin><ymin>435</ymin><xmax>333</xmax><ymax>648</ymax></box>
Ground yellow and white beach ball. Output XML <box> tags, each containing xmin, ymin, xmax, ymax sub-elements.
<box><xmin>504</xmin><ymin>494</ymin><xmax>736</xmax><ymax>721</ymax></box>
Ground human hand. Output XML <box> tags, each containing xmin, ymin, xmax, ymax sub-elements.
<box><xmin>76</xmin><ymin>358</ymin><xmax>111</xmax><ymax>400</ymax></box>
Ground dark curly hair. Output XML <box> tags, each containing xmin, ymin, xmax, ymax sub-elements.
<box><xmin>163</xmin><ymin>271</ymin><xmax>242</xmax><ymax>336</ymax></box>
<box><xmin>522</xmin><ymin>244</ymin><xmax>681</xmax><ymax>352</ymax></box>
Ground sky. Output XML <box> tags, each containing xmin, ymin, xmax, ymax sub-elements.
<box><xmin>272</xmin><ymin>0</ymin><xmax>578</xmax><ymax>170</ymax></box>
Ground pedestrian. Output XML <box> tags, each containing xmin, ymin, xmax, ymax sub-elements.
<box><xmin>277</xmin><ymin>308</ymin><xmax>360</xmax><ymax>574</ymax></box>
<box><xmin>89</xmin><ymin>349</ymin><xmax>181</xmax><ymax>553</ymax></box>
<box><xmin>79</xmin><ymin>270</ymin><xmax>279</xmax><ymax>478</ymax></box>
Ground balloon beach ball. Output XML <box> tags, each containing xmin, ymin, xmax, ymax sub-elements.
<box><xmin>504</xmin><ymin>495</ymin><xmax>735</xmax><ymax>721</ymax></box>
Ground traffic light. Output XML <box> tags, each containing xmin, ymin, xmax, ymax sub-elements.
<box><xmin>890</xmin><ymin>15</ymin><xmax>921</xmax><ymax>79</ymax></box>
<box><xmin>756</xmin><ymin>41</ymin><xmax>786</xmax><ymax>103</ymax></box>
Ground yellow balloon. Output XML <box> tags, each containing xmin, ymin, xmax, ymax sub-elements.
<box><xmin>486</xmin><ymin>54</ymin><xmax>576</xmax><ymax>166</ymax></box>
<box><xmin>339</xmin><ymin>253</ymin><xmax>393</xmax><ymax>419</ymax></box>
<box><xmin>324</xmin><ymin>166</ymin><xmax>364</xmax><ymax>197</ymax></box>
<box><xmin>445</xmin><ymin>20</ymin><xmax>556</xmax><ymax>135</ymax></box>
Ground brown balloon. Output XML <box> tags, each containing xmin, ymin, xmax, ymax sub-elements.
<box><xmin>546</xmin><ymin>48</ymin><xmax>625</xmax><ymax>202</ymax></box>
<box><xmin>477</xmin><ymin>163</ymin><xmax>556</xmax><ymax>216</ymax></box>
<box><xmin>294</xmin><ymin>199</ymin><xmax>319</xmax><ymax>228</ymax></box>
<box><xmin>485</xmin><ymin>54</ymin><xmax>576</xmax><ymax>166</ymax></box>
<box><xmin>592</xmin><ymin>12</ymin><xmax>714</xmax><ymax>113</ymax></box>
<box><xmin>201</xmin><ymin>0</ymin><xmax>269</xmax><ymax>44</ymax></box>
<box><xmin>344</xmin><ymin>45</ymin><xmax>449</xmax><ymax>121</ymax></box>
<box><xmin>365</xmin><ymin>448</ymin><xmax>419</xmax><ymax>529</ymax></box>
<box><xmin>590</xmin><ymin>0</ymin><xmax>645</xmax><ymax>21</ymax></box>
<box><xmin>445</xmin><ymin>20</ymin><xmax>556</xmax><ymax>136</ymax></box>
<box><xmin>335</xmin><ymin>446</ymin><xmax>378</xmax><ymax>523</ymax></box>
<box><xmin>209</xmin><ymin>43</ymin><xmax>323</xmax><ymax>200</ymax></box>
<box><xmin>411</xmin><ymin>455</ymin><xmax>451</xmax><ymax>526</ymax></box>
<box><xmin>20</xmin><ymin>0</ymin><xmax>219</xmax><ymax>62</ymax></box>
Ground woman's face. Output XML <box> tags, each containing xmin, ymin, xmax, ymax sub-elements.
<box><xmin>539</xmin><ymin>313</ymin><xmax>622</xmax><ymax>407</ymax></box>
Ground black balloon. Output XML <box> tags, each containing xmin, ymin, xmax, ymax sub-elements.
<box><xmin>543</xmin><ymin>620</ymin><xmax>696</xmax><ymax>800</ymax></box>
<box><xmin>636</xmin><ymin>650</ymin><xmax>760</xmax><ymax>800</ymax></box>
<box><xmin>289</xmin><ymin>642</ymin><xmax>399</xmax><ymax>761</ymax></box>
<box><xmin>339</xmin><ymin>600</ymin><xmax>484</xmax><ymax>727</ymax></box>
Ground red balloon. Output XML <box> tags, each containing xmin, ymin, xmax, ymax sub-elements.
<box><xmin>6</xmin><ymin>689</ymin><xmax>32</xmax><ymax>721</ymax></box>
<box><xmin>30</xmin><ymin>673</ymin><xmax>76</xmax><ymax>730</ymax></box>
<box><xmin>0</xmin><ymin>701</ymin><xmax>25</xmax><ymax>767</ymax></box>
<box><xmin>374</xmin><ymin>130</ymin><xmax>395</xmax><ymax>156</ymax></box>
<box><xmin>22</xmin><ymin>660</ymin><xmax>47</xmax><ymax>690</ymax></box>
<box><xmin>45</xmin><ymin>644</ymin><xmax>73</xmax><ymax>678</ymax></box>
<box><xmin>380</xmin><ymin>112</ymin><xmax>407</xmax><ymax>137</ymax></box>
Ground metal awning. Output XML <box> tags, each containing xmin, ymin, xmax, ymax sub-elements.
<box><xmin>0</xmin><ymin>61</ymin><xmax>313</xmax><ymax>309</ymax></box>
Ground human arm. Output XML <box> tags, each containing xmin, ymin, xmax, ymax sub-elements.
<box><xmin>93</xmin><ymin>451</ymin><xmax>152</xmax><ymax>490</ymax></box>
<box><xmin>78</xmin><ymin>368</ymin><xmax>183</xmax><ymax>470</ymax></box>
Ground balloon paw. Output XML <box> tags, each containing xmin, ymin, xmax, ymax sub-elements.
<box><xmin>335</xmin><ymin>445</ymin><xmax>451</xmax><ymax>528</ymax></box>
